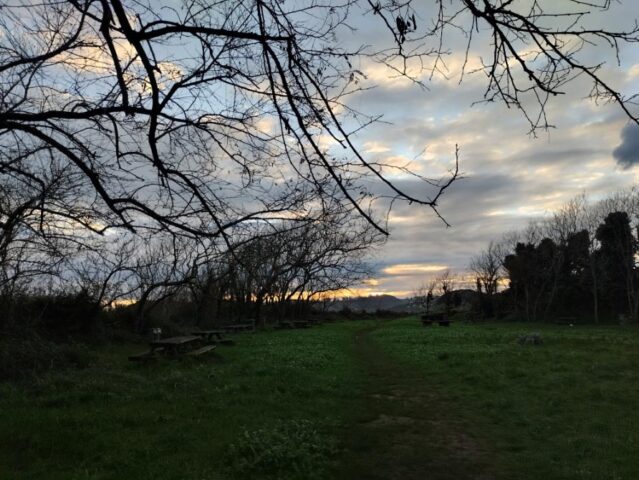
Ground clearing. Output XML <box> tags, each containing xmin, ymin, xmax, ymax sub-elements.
<box><xmin>1</xmin><ymin>318</ymin><xmax>638</xmax><ymax>479</ymax></box>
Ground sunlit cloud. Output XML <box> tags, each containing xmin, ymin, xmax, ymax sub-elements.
<box><xmin>363</xmin><ymin>141</ymin><xmax>391</xmax><ymax>154</ymax></box>
<box><xmin>325</xmin><ymin>286</ymin><xmax>413</xmax><ymax>298</ymax></box>
<box><xmin>381</xmin><ymin>263</ymin><xmax>449</xmax><ymax>276</ymax></box>
<box><xmin>628</xmin><ymin>64</ymin><xmax>639</xmax><ymax>79</ymax></box>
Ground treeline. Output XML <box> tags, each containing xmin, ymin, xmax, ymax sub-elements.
<box><xmin>470</xmin><ymin>189</ymin><xmax>639</xmax><ymax>323</ymax></box>
<box><xmin>1</xmin><ymin>187</ymin><xmax>381</xmax><ymax>336</ymax></box>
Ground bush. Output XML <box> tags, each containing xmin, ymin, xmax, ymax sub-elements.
<box><xmin>36</xmin><ymin>290</ymin><xmax>100</xmax><ymax>335</ymax></box>
<box><xmin>0</xmin><ymin>335</ymin><xmax>94</xmax><ymax>382</ymax></box>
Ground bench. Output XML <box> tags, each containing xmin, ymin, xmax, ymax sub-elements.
<box><xmin>128</xmin><ymin>347</ymin><xmax>163</xmax><ymax>361</ymax></box>
<box><xmin>554</xmin><ymin>316</ymin><xmax>577</xmax><ymax>326</ymax></box>
<box><xmin>223</xmin><ymin>323</ymin><xmax>255</xmax><ymax>333</ymax></box>
<box><xmin>421</xmin><ymin>313</ymin><xmax>444</xmax><ymax>326</ymax></box>
<box><xmin>421</xmin><ymin>313</ymin><xmax>451</xmax><ymax>327</ymax></box>
<box><xmin>276</xmin><ymin>321</ymin><xmax>294</xmax><ymax>329</ymax></box>
<box><xmin>191</xmin><ymin>330</ymin><xmax>235</xmax><ymax>345</ymax></box>
<box><xmin>150</xmin><ymin>335</ymin><xmax>202</xmax><ymax>355</ymax></box>
<box><xmin>186</xmin><ymin>344</ymin><xmax>217</xmax><ymax>356</ymax></box>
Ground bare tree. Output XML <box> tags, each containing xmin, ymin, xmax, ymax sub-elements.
<box><xmin>2</xmin><ymin>1</ymin><xmax>638</xmax><ymax>329</ymax></box>
<box><xmin>412</xmin><ymin>278</ymin><xmax>437</xmax><ymax>314</ymax></box>
<box><xmin>1</xmin><ymin>0</ymin><xmax>636</xmax><ymax>245</ymax></box>
<box><xmin>0</xmin><ymin>166</ymin><xmax>84</xmax><ymax>323</ymax></box>
<box><xmin>70</xmin><ymin>236</ymin><xmax>139</xmax><ymax>310</ymax></box>
<box><xmin>469</xmin><ymin>241</ymin><xmax>503</xmax><ymax>317</ymax></box>
<box><xmin>130</xmin><ymin>235</ymin><xmax>203</xmax><ymax>331</ymax></box>
<box><xmin>218</xmin><ymin>204</ymin><xmax>382</xmax><ymax>323</ymax></box>
<box><xmin>436</xmin><ymin>269</ymin><xmax>458</xmax><ymax>316</ymax></box>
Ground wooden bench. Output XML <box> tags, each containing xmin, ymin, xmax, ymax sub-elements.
<box><xmin>150</xmin><ymin>335</ymin><xmax>202</xmax><ymax>355</ymax></box>
<box><xmin>191</xmin><ymin>330</ymin><xmax>235</xmax><ymax>345</ymax></box>
<box><xmin>186</xmin><ymin>344</ymin><xmax>217</xmax><ymax>356</ymax></box>
<box><xmin>128</xmin><ymin>347</ymin><xmax>163</xmax><ymax>361</ymax></box>
<box><xmin>276</xmin><ymin>321</ymin><xmax>294</xmax><ymax>329</ymax></box>
<box><xmin>554</xmin><ymin>316</ymin><xmax>577</xmax><ymax>326</ymax></box>
<box><xmin>223</xmin><ymin>323</ymin><xmax>255</xmax><ymax>333</ymax></box>
<box><xmin>421</xmin><ymin>313</ymin><xmax>451</xmax><ymax>327</ymax></box>
<box><xmin>421</xmin><ymin>313</ymin><xmax>443</xmax><ymax>326</ymax></box>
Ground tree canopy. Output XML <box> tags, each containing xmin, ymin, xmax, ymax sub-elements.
<box><xmin>1</xmin><ymin>0</ymin><xmax>637</xmax><ymax>241</ymax></box>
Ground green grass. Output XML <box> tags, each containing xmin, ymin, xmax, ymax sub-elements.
<box><xmin>0</xmin><ymin>323</ymin><xmax>363</xmax><ymax>480</ymax></box>
<box><xmin>2</xmin><ymin>319</ymin><xmax>639</xmax><ymax>479</ymax></box>
<box><xmin>370</xmin><ymin>319</ymin><xmax>639</xmax><ymax>480</ymax></box>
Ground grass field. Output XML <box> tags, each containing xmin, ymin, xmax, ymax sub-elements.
<box><xmin>1</xmin><ymin>318</ymin><xmax>638</xmax><ymax>479</ymax></box>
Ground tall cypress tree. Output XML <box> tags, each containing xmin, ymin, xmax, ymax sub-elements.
<box><xmin>595</xmin><ymin>212</ymin><xmax>637</xmax><ymax>320</ymax></box>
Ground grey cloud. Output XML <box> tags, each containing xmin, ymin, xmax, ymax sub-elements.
<box><xmin>334</xmin><ymin>3</ymin><xmax>639</xmax><ymax>296</ymax></box>
<box><xmin>613</xmin><ymin>123</ymin><xmax>639</xmax><ymax>168</ymax></box>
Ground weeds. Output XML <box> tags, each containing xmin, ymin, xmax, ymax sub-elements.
<box><xmin>225</xmin><ymin>419</ymin><xmax>338</xmax><ymax>479</ymax></box>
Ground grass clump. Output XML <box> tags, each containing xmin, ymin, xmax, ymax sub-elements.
<box><xmin>226</xmin><ymin>419</ymin><xmax>338</xmax><ymax>479</ymax></box>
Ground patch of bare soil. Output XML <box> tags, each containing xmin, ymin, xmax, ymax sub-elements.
<box><xmin>335</xmin><ymin>323</ymin><xmax>496</xmax><ymax>480</ymax></box>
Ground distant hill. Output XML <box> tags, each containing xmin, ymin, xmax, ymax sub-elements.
<box><xmin>325</xmin><ymin>289</ymin><xmax>478</xmax><ymax>314</ymax></box>
<box><xmin>325</xmin><ymin>294</ymin><xmax>417</xmax><ymax>313</ymax></box>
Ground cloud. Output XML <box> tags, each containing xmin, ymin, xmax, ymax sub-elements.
<box><xmin>330</xmin><ymin>2</ymin><xmax>639</xmax><ymax>297</ymax></box>
<box><xmin>613</xmin><ymin>123</ymin><xmax>639</xmax><ymax>168</ymax></box>
<box><xmin>381</xmin><ymin>263</ymin><xmax>449</xmax><ymax>276</ymax></box>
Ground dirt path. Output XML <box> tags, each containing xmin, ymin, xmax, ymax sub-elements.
<box><xmin>335</xmin><ymin>322</ymin><xmax>496</xmax><ymax>480</ymax></box>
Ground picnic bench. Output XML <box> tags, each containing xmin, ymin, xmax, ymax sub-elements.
<box><xmin>128</xmin><ymin>347</ymin><xmax>163</xmax><ymax>362</ymax></box>
<box><xmin>276</xmin><ymin>320</ymin><xmax>311</xmax><ymax>329</ymax></box>
<box><xmin>222</xmin><ymin>323</ymin><xmax>254</xmax><ymax>333</ymax></box>
<box><xmin>129</xmin><ymin>335</ymin><xmax>216</xmax><ymax>361</ymax></box>
<box><xmin>150</xmin><ymin>335</ymin><xmax>203</xmax><ymax>355</ymax></box>
<box><xmin>420</xmin><ymin>313</ymin><xmax>450</xmax><ymax>327</ymax></box>
<box><xmin>554</xmin><ymin>316</ymin><xmax>577</xmax><ymax>326</ymax></box>
<box><xmin>190</xmin><ymin>329</ymin><xmax>235</xmax><ymax>345</ymax></box>
<box><xmin>186</xmin><ymin>344</ymin><xmax>217</xmax><ymax>356</ymax></box>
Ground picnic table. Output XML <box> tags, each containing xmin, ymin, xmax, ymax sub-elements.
<box><xmin>150</xmin><ymin>335</ymin><xmax>203</xmax><ymax>355</ymax></box>
<box><xmin>420</xmin><ymin>313</ymin><xmax>450</xmax><ymax>327</ymax></box>
<box><xmin>129</xmin><ymin>334</ymin><xmax>217</xmax><ymax>361</ymax></box>
<box><xmin>277</xmin><ymin>320</ymin><xmax>311</xmax><ymax>329</ymax></box>
<box><xmin>222</xmin><ymin>323</ymin><xmax>254</xmax><ymax>333</ymax></box>
<box><xmin>190</xmin><ymin>329</ymin><xmax>235</xmax><ymax>345</ymax></box>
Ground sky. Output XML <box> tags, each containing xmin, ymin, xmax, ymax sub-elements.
<box><xmin>336</xmin><ymin>1</ymin><xmax>639</xmax><ymax>298</ymax></box>
<box><xmin>6</xmin><ymin>1</ymin><xmax>638</xmax><ymax>300</ymax></box>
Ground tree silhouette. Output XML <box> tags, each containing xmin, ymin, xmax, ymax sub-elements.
<box><xmin>1</xmin><ymin>0</ymin><xmax>637</xmax><ymax>244</ymax></box>
<box><xmin>596</xmin><ymin>211</ymin><xmax>638</xmax><ymax>320</ymax></box>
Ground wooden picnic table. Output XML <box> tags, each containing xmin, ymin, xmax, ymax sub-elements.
<box><xmin>129</xmin><ymin>335</ymin><xmax>216</xmax><ymax>361</ymax></box>
<box><xmin>191</xmin><ymin>329</ymin><xmax>234</xmax><ymax>345</ymax></box>
<box><xmin>149</xmin><ymin>335</ymin><xmax>202</xmax><ymax>355</ymax></box>
<box><xmin>222</xmin><ymin>323</ymin><xmax>254</xmax><ymax>333</ymax></box>
<box><xmin>420</xmin><ymin>313</ymin><xmax>450</xmax><ymax>327</ymax></box>
<box><xmin>277</xmin><ymin>320</ymin><xmax>311</xmax><ymax>329</ymax></box>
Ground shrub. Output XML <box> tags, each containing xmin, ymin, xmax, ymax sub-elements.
<box><xmin>0</xmin><ymin>335</ymin><xmax>94</xmax><ymax>382</ymax></box>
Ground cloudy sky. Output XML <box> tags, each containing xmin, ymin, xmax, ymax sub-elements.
<box><xmin>338</xmin><ymin>1</ymin><xmax>639</xmax><ymax>297</ymax></box>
